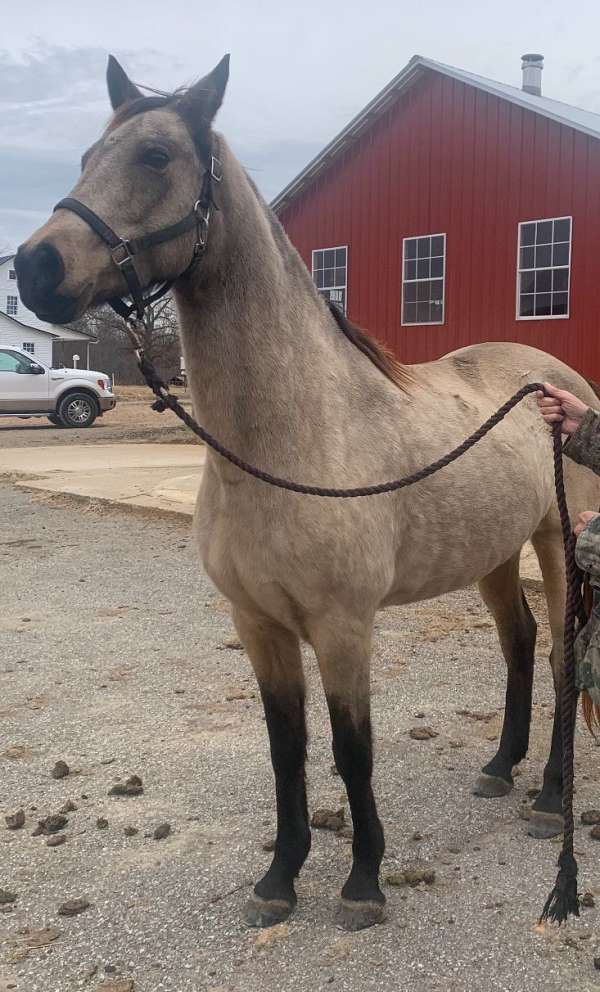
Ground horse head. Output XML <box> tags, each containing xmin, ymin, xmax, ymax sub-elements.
<box><xmin>15</xmin><ymin>54</ymin><xmax>229</xmax><ymax>324</ymax></box>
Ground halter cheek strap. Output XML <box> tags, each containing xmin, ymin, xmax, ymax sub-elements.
<box><xmin>53</xmin><ymin>148</ymin><xmax>222</xmax><ymax>321</ymax></box>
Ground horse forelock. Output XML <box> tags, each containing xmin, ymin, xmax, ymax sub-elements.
<box><xmin>105</xmin><ymin>94</ymin><xmax>175</xmax><ymax>134</ymax></box>
<box><xmin>103</xmin><ymin>90</ymin><xmax>216</xmax><ymax>166</ymax></box>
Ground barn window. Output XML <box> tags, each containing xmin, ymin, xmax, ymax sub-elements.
<box><xmin>8</xmin><ymin>269</ymin><xmax>16</xmax><ymax>280</ymax></box>
<box><xmin>517</xmin><ymin>217</ymin><xmax>571</xmax><ymax>319</ymax></box>
<box><xmin>22</xmin><ymin>342</ymin><xmax>35</xmax><ymax>354</ymax></box>
<box><xmin>312</xmin><ymin>246</ymin><xmax>347</xmax><ymax>313</ymax></box>
<box><xmin>402</xmin><ymin>234</ymin><xmax>446</xmax><ymax>325</ymax></box>
<box><xmin>6</xmin><ymin>295</ymin><xmax>18</xmax><ymax>316</ymax></box>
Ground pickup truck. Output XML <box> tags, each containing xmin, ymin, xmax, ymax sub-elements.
<box><xmin>0</xmin><ymin>346</ymin><xmax>116</xmax><ymax>428</ymax></box>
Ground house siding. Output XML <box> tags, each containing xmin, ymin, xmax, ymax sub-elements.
<box><xmin>0</xmin><ymin>314</ymin><xmax>54</xmax><ymax>366</ymax></box>
<box><xmin>277</xmin><ymin>70</ymin><xmax>600</xmax><ymax>379</ymax></box>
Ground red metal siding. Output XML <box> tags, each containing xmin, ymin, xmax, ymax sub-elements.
<box><xmin>278</xmin><ymin>71</ymin><xmax>600</xmax><ymax>379</ymax></box>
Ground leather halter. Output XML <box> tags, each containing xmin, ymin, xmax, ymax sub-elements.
<box><xmin>53</xmin><ymin>148</ymin><xmax>222</xmax><ymax>321</ymax></box>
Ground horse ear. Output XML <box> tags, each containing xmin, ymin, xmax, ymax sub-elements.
<box><xmin>178</xmin><ymin>55</ymin><xmax>230</xmax><ymax>127</ymax></box>
<box><xmin>107</xmin><ymin>55</ymin><xmax>142</xmax><ymax>110</ymax></box>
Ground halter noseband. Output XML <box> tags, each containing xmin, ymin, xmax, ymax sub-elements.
<box><xmin>53</xmin><ymin>148</ymin><xmax>222</xmax><ymax>322</ymax></box>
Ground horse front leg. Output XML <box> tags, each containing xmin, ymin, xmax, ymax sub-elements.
<box><xmin>233</xmin><ymin>607</ymin><xmax>311</xmax><ymax>927</ymax></box>
<box><xmin>309</xmin><ymin>615</ymin><xmax>386</xmax><ymax>931</ymax></box>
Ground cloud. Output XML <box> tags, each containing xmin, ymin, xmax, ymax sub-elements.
<box><xmin>233</xmin><ymin>138</ymin><xmax>328</xmax><ymax>202</ymax></box>
<box><xmin>5</xmin><ymin>23</ymin><xmax>600</xmax><ymax>251</ymax></box>
<box><xmin>0</xmin><ymin>43</ymin><xmax>183</xmax><ymax>247</ymax></box>
<box><xmin>0</xmin><ymin>41</ymin><xmax>335</xmax><ymax>246</ymax></box>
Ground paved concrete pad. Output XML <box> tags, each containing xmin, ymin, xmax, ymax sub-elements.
<box><xmin>0</xmin><ymin>443</ymin><xmax>204</xmax><ymax>515</ymax></box>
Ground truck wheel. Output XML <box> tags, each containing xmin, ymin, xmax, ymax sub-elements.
<box><xmin>57</xmin><ymin>393</ymin><xmax>98</xmax><ymax>428</ymax></box>
<box><xmin>48</xmin><ymin>414</ymin><xmax>64</xmax><ymax>427</ymax></box>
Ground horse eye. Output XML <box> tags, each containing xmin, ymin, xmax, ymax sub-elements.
<box><xmin>141</xmin><ymin>147</ymin><xmax>170</xmax><ymax>171</ymax></box>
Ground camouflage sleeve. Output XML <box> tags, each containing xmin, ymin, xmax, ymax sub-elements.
<box><xmin>563</xmin><ymin>408</ymin><xmax>600</xmax><ymax>475</ymax></box>
<box><xmin>575</xmin><ymin>515</ymin><xmax>600</xmax><ymax>586</ymax></box>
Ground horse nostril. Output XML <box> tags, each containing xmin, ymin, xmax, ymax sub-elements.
<box><xmin>37</xmin><ymin>243</ymin><xmax>65</xmax><ymax>292</ymax></box>
<box><xmin>15</xmin><ymin>241</ymin><xmax>65</xmax><ymax>301</ymax></box>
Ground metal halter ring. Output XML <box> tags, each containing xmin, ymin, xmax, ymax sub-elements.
<box><xmin>193</xmin><ymin>201</ymin><xmax>211</xmax><ymax>251</ymax></box>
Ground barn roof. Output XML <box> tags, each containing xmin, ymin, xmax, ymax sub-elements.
<box><xmin>271</xmin><ymin>54</ymin><xmax>600</xmax><ymax>213</ymax></box>
<box><xmin>0</xmin><ymin>254</ymin><xmax>14</xmax><ymax>266</ymax></box>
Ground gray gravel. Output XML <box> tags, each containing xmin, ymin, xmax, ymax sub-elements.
<box><xmin>1</xmin><ymin>481</ymin><xmax>600</xmax><ymax>992</ymax></box>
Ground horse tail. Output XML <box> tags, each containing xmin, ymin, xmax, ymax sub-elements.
<box><xmin>581</xmin><ymin>690</ymin><xmax>600</xmax><ymax>736</ymax></box>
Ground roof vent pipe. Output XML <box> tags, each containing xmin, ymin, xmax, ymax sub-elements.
<box><xmin>521</xmin><ymin>53</ymin><xmax>544</xmax><ymax>96</ymax></box>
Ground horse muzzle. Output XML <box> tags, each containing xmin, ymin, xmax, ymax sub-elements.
<box><xmin>14</xmin><ymin>241</ymin><xmax>80</xmax><ymax>325</ymax></box>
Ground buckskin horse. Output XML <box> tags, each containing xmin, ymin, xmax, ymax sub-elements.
<box><xmin>15</xmin><ymin>55</ymin><xmax>600</xmax><ymax>931</ymax></box>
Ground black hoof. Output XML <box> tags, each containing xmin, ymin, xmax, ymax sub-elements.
<box><xmin>473</xmin><ymin>773</ymin><xmax>513</xmax><ymax>798</ymax></box>
<box><xmin>244</xmin><ymin>893</ymin><xmax>295</xmax><ymax>928</ymax></box>
<box><xmin>335</xmin><ymin>897</ymin><xmax>386</xmax><ymax>931</ymax></box>
<box><xmin>527</xmin><ymin>811</ymin><xmax>564</xmax><ymax>839</ymax></box>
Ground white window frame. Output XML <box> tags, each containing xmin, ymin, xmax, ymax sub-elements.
<box><xmin>6</xmin><ymin>294</ymin><xmax>18</xmax><ymax>316</ymax></box>
<box><xmin>8</xmin><ymin>269</ymin><xmax>16</xmax><ymax>280</ymax></box>
<box><xmin>401</xmin><ymin>233</ymin><xmax>446</xmax><ymax>326</ymax></box>
<box><xmin>22</xmin><ymin>342</ymin><xmax>35</xmax><ymax>354</ymax></box>
<box><xmin>311</xmin><ymin>245</ymin><xmax>348</xmax><ymax>314</ymax></box>
<box><xmin>516</xmin><ymin>216</ymin><xmax>572</xmax><ymax>321</ymax></box>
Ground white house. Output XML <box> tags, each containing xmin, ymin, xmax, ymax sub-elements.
<box><xmin>0</xmin><ymin>254</ymin><xmax>96</xmax><ymax>367</ymax></box>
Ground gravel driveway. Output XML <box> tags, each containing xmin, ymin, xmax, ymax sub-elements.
<box><xmin>0</xmin><ymin>399</ymin><xmax>194</xmax><ymax>448</ymax></box>
<box><xmin>1</xmin><ymin>482</ymin><xmax>599</xmax><ymax>992</ymax></box>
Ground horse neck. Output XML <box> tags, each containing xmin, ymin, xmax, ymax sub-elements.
<box><xmin>174</xmin><ymin>140</ymin><xmax>344</xmax><ymax>470</ymax></box>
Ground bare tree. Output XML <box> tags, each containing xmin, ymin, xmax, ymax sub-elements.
<box><xmin>55</xmin><ymin>297</ymin><xmax>182</xmax><ymax>383</ymax></box>
<box><xmin>133</xmin><ymin>297</ymin><xmax>181</xmax><ymax>369</ymax></box>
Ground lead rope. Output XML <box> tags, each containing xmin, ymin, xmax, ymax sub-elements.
<box><xmin>539</xmin><ymin>424</ymin><xmax>581</xmax><ymax>924</ymax></box>
<box><xmin>126</xmin><ymin>319</ymin><xmax>581</xmax><ymax>921</ymax></box>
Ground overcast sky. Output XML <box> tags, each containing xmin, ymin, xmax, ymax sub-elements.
<box><xmin>2</xmin><ymin>0</ymin><xmax>600</xmax><ymax>251</ymax></box>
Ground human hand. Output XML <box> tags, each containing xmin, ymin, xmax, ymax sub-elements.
<box><xmin>536</xmin><ymin>383</ymin><xmax>590</xmax><ymax>436</ymax></box>
<box><xmin>574</xmin><ymin>511</ymin><xmax>600</xmax><ymax>537</ymax></box>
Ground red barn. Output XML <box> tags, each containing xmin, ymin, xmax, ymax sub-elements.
<box><xmin>273</xmin><ymin>55</ymin><xmax>600</xmax><ymax>380</ymax></box>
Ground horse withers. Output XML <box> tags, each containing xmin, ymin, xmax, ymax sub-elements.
<box><xmin>16</xmin><ymin>54</ymin><xmax>600</xmax><ymax>931</ymax></box>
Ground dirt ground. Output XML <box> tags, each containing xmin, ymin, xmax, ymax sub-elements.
<box><xmin>0</xmin><ymin>390</ymin><xmax>195</xmax><ymax>448</ymax></box>
<box><xmin>2</xmin><ymin>482</ymin><xmax>600</xmax><ymax>992</ymax></box>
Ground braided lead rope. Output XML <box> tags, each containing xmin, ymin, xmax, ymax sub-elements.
<box><xmin>129</xmin><ymin>328</ymin><xmax>579</xmax><ymax>921</ymax></box>
<box><xmin>144</xmin><ymin>368</ymin><xmax>543</xmax><ymax>496</ymax></box>
<box><xmin>539</xmin><ymin>425</ymin><xmax>581</xmax><ymax>923</ymax></box>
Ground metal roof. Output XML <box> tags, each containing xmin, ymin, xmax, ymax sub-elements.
<box><xmin>271</xmin><ymin>54</ymin><xmax>600</xmax><ymax>212</ymax></box>
<box><xmin>0</xmin><ymin>309</ymin><xmax>98</xmax><ymax>342</ymax></box>
<box><xmin>0</xmin><ymin>254</ymin><xmax>15</xmax><ymax>266</ymax></box>
<box><xmin>0</xmin><ymin>310</ymin><xmax>60</xmax><ymax>337</ymax></box>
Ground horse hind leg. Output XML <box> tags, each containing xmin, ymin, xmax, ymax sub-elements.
<box><xmin>473</xmin><ymin>552</ymin><xmax>537</xmax><ymax>798</ymax></box>
<box><xmin>527</xmin><ymin>525</ymin><xmax>570</xmax><ymax>839</ymax></box>
<box><xmin>232</xmin><ymin>607</ymin><xmax>311</xmax><ymax>927</ymax></box>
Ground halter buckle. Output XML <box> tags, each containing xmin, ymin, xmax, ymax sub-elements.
<box><xmin>211</xmin><ymin>155</ymin><xmax>222</xmax><ymax>182</ymax></box>
<box><xmin>111</xmin><ymin>240</ymin><xmax>134</xmax><ymax>267</ymax></box>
